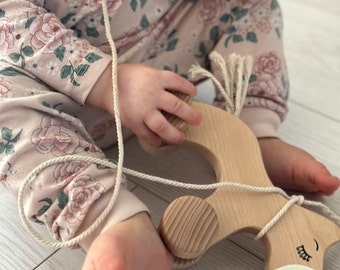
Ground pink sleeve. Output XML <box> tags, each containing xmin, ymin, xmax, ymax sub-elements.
<box><xmin>0</xmin><ymin>0</ymin><xmax>112</xmax><ymax>104</ymax></box>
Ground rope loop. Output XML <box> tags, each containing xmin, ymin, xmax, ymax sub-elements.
<box><xmin>294</xmin><ymin>195</ymin><xmax>305</xmax><ymax>206</ymax></box>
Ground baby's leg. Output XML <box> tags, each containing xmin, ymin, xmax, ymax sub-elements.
<box><xmin>258</xmin><ymin>138</ymin><xmax>340</xmax><ymax>195</ymax></box>
<box><xmin>0</xmin><ymin>64</ymin><xmax>170</xmax><ymax>269</ymax></box>
<box><xmin>206</xmin><ymin>0</ymin><xmax>339</xmax><ymax>194</ymax></box>
<box><xmin>83</xmin><ymin>212</ymin><xmax>173</xmax><ymax>270</ymax></box>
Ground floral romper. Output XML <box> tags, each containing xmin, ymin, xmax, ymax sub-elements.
<box><xmin>0</xmin><ymin>0</ymin><xmax>288</xmax><ymax>249</ymax></box>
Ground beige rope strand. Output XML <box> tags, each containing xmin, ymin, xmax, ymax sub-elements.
<box><xmin>235</xmin><ymin>55</ymin><xmax>252</xmax><ymax>116</ymax></box>
<box><xmin>17</xmin><ymin>1</ymin><xmax>340</xmax><ymax>249</ymax></box>
<box><xmin>189</xmin><ymin>65</ymin><xmax>230</xmax><ymax>107</ymax></box>
<box><xmin>255</xmin><ymin>195</ymin><xmax>305</xmax><ymax>240</ymax></box>
<box><xmin>234</xmin><ymin>56</ymin><xmax>244</xmax><ymax>115</ymax></box>
<box><xmin>209</xmin><ymin>52</ymin><xmax>230</xmax><ymax>95</ymax></box>
<box><xmin>209</xmin><ymin>51</ymin><xmax>233</xmax><ymax>107</ymax></box>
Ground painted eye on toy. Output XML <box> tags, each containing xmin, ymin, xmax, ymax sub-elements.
<box><xmin>313</xmin><ymin>239</ymin><xmax>319</xmax><ymax>251</ymax></box>
<box><xmin>296</xmin><ymin>245</ymin><xmax>312</xmax><ymax>262</ymax></box>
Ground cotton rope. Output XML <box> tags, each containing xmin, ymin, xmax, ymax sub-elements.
<box><xmin>17</xmin><ymin>1</ymin><xmax>340</xmax><ymax>249</ymax></box>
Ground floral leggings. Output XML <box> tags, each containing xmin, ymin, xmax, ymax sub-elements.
<box><xmin>0</xmin><ymin>0</ymin><xmax>288</xmax><ymax>249</ymax></box>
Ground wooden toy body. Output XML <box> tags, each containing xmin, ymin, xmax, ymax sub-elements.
<box><xmin>158</xmin><ymin>102</ymin><xmax>340</xmax><ymax>269</ymax></box>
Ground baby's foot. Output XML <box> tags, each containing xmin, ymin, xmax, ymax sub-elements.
<box><xmin>258</xmin><ymin>138</ymin><xmax>340</xmax><ymax>195</ymax></box>
<box><xmin>82</xmin><ymin>212</ymin><xmax>173</xmax><ymax>270</ymax></box>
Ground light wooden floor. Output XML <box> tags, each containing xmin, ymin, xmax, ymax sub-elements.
<box><xmin>1</xmin><ymin>0</ymin><xmax>340</xmax><ymax>269</ymax></box>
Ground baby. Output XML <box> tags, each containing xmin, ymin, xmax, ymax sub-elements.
<box><xmin>0</xmin><ymin>1</ymin><xmax>338</xmax><ymax>269</ymax></box>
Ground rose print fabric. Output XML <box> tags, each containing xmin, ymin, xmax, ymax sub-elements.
<box><xmin>0</xmin><ymin>0</ymin><xmax>288</xmax><ymax>248</ymax></box>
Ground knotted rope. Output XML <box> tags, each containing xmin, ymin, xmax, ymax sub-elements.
<box><xmin>189</xmin><ymin>51</ymin><xmax>252</xmax><ymax>117</ymax></box>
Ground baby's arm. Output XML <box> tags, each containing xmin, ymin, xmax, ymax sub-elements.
<box><xmin>2</xmin><ymin>1</ymin><xmax>201</xmax><ymax>145</ymax></box>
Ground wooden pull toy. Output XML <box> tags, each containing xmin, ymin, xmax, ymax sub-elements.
<box><xmin>154</xmin><ymin>102</ymin><xmax>340</xmax><ymax>269</ymax></box>
<box><xmin>145</xmin><ymin>101</ymin><xmax>340</xmax><ymax>269</ymax></box>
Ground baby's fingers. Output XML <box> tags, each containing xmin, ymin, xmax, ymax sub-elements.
<box><xmin>144</xmin><ymin>111</ymin><xmax>185</xmax><ymax>145</ymax></box>
<box><xmin>134</xmin><ymin>123</ymin><xmax>162</xmax><ymax>146</ymax></box>
<box><xmin>161</xmin><ymin>71</ymin><xmax>197</xmax><ymax>97</ymax></box>
<box><xmin>159</xmin><ymin>91</ymin><xmax>201</xmax><ymax>126</ymax></box>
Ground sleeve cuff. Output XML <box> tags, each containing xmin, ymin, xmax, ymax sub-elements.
<box><xmin>79</xmin><ymin>185</ymin><xmax>149</xmax><ymax>250</ymax></box>
<box><xmin>239</xmin><ymin>107</ymin><xmax>281</xmax><ymax>138</ymax></box>
<box><xmin>73</xmin><ymin>51</ymin><xmax>112</xmax><ymax>105</ymax></box>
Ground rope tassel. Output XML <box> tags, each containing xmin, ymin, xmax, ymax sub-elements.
<box><xmin>189</xmin><ymin>52</ymin><xmax>253</xmax><ymax>117</ymax></box>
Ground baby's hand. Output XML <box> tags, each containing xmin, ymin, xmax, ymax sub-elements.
<box><xmin>116</xmin><ymin>64</ymin><xmax>201</xmax><ymax>146</ymax></box>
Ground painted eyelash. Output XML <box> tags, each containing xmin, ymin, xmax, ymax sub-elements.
<box><xmin>296</xmin><ymin>245</ymin><xmax>312</xmax><ymax>262</ymax></box>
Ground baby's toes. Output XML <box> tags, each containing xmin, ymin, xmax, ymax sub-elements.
<box><xmin>310</xmin><ymin>161</ymin><xmax>340</xmax><ymax>195</ymax></box>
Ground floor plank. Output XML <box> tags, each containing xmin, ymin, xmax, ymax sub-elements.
<box><xmin>0</xmin><ymin>186</ymin><xmax>57</xmax><ymax>269</ymax></box>
<box><xmin>36</xmin><ymin>248</ymin><xmax>86</xmax><ymax>270</ymax></box>
<box><xmin>281</xmin><ymin>0</ymin><xmax>340</xmax><ymax>121</ymax></box>
<box><xmin>279</xmin><ymin>103</ymin><xmax>340</xmax><ymax>177</ymax></box>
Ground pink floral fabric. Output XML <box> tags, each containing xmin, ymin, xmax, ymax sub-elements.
<box><xmin>61</xmin><ymin>174</ymin><xmax>105</xmax><ymax>225</ymax></box>
<box><xmin>30</xmin><ymin>15</ymin><xmax>72</xmax><ymax>53</ymax></box>
<box><xmin>31</xmin><ymin>115</ymin><xmax>102</xmax><ymax>156</ymax></box>
<box><xmin>0</xmin><ymin>17</ymin><xmax>14</xmax><ymax>55</ymax></box>
<box><xmin>53</xmin><ymin>160</ymin><xmax>87</xmax><ymax>186</ymax></box>
<box><xmin>0</xmin><ymin>77</ymin><xmax>13</xmax><ymax>100</ymax></box>
<box><xmin>198</xmin><ymin>0</ymin><xmax>226</xmax><ymax>23</ymax></box>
